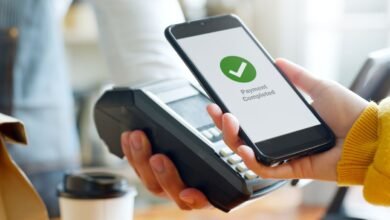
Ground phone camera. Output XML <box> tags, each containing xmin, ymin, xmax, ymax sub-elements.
<box><xmin>200</xmin><ymin>22</ymin><xmax>205</xmax><ymax>26</ymax></box>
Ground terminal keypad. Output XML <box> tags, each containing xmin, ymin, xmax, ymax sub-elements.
<box><xmin>200</xmin><ymin>124</ymin><xmax>259</xmax><ymax>180</ymax></box>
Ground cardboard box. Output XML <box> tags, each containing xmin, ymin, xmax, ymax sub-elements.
<box><xmin>0</xmin><ymin>113</ymin><xmax>48</xmax><ymax>220</ymax></box>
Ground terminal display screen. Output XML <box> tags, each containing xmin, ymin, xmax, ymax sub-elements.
<box><xmin>167</xmin><ymin>94</ymin><xmax>212</xmax><ymax>130</ymax></box>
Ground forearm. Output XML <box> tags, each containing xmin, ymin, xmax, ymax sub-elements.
<box><xmin>337</xmin><ymin>97</ymin><xmax>390</xmax><ymax>205</ymax></box>
<box><xmin>89</xmin><ymin>0</ymin><xmax>191</xmax><ymax>86</ymax></box>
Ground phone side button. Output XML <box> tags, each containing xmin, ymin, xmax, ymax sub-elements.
<box><xmin>270</xmin><ymin>161</ymin><xmax>282</xmax><ymax>167</ymax></box>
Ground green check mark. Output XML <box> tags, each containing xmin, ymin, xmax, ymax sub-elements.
<box><xmin>229</xmin><ymin>61</ymin><xmax>247</xmax><ymax>78</ymax></box>
<box><xmin>220</xmin><ymin>56</ymin><xmax>256</xmax><ymax>83</ymax></box>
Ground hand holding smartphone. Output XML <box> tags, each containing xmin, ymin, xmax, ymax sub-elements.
<box><xmin>165</xmin><ymin>15</ymin><xmax>335</xmax><ymax>166</ymax></box>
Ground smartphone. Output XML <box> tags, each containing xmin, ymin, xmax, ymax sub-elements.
<box><xmin>165</xmin><ymin>14</ymin><xmax>335</xmax><ymax>166</ymax></box>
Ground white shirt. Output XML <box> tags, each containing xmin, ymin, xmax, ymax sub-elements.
<box><xmin>90</xmin><ymin>0</ymin><xmax>193</xmax><ymax>86</ymax></box>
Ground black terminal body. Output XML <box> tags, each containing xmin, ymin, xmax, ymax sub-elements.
<box><xmin>94</xmin><ymin>79</ymin><xmax>286</xmax><ymax>212</ymax></box>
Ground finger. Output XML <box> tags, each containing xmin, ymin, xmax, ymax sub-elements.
<box><xmin>275</xmin><ymin>58</ymin><xmax>323</xmax><ymax>99</ymax></box>
<box><xmin>207</xmin><ymin>103</ymin><xmax>223</xmax><ymax>130</ymax></box>
<box><xmin>179</xmin><ymin>188</ymin><xmax>211</xmax><ymax>209</ymax></box>
<box><xmin>236</xmin><ymin>145</ymin><xmax>297</xmax><ymax>179</ymax></box>
<box><xmin>121</xmin><ymin>131</ymin><xmax>133</xmax><ymax>164</ymax></box>
<box><xmin>149</xmin><ymin>154</ymin><xmax>192</xmax><ymax>210</ymax></box>
<box><xmin>121</xmin><ymin>131</ymin><xmax>140</xmax><ymax>177</ymax></box>
<box><xmin>222</xmin><ymin>113</ymin><xmax>243</xmax><ymax>150</ymax></box>
<box><xmin>129</xmin><ymin>131</ymin><xmax>164</xmax><ymax>195</ymax></box>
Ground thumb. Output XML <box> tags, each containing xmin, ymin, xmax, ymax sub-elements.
<box><xmin>275</xmin><ymin>58</ymin><xmax>322</xmax><ymax>99</ymax></box>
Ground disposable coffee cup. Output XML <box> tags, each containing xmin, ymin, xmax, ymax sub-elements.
<box><xmin>58</xmin><ymin>172</ymin><xmax>137</xmax><ymax>220</ymax></box>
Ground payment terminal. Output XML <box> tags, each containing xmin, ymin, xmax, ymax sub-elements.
<box><xmin>94</xmin><ymin>79</ymin><xmax>287</xmax><ymax>212</ymax></box>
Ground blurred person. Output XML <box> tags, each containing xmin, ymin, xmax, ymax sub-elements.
<box><xmin>0</xmin><ymin>1</ymin><xmax>79</xmax><ymax>217</ymax></box>
<box><xmin>0</xmin><ymin>0</ymin><xmax>190</xmax><ymax>217</ymax></box>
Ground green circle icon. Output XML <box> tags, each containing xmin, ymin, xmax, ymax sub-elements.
<box><xmin>220</xmin><ymin>56</ymin><xmax>256</xmax><ymax>83</ymax></box>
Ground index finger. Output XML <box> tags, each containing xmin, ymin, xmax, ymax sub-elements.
<box><xmin>207</xmin><ymin>103</ymin><xmax>223</xmax><ymax>130</ymax></box>
<box><xmin>275</xmin><ymin>58</ymin><xmax>323</xmax><ymax>99</ymax></box>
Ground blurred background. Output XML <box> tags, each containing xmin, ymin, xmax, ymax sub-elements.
<box><xmin>62</xmin><ymin>0</ymin><xmax>390</xmax><ymax>219</ymax></box>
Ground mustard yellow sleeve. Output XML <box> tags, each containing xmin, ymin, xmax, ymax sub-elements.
<box><xmin>337</xmin><ymin>98</ymin><xmax>390</xmax><ymax>206</ymax></box>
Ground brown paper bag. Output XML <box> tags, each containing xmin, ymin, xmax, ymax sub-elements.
<box><xmin>0</xmin><ymin>113</ymin><xmax>48</xmax><ymax>220</ymax></box>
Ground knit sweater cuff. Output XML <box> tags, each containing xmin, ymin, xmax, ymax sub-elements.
<box><xmin>337</xmin><ymin>102</ymin><xmax>378</xmax><ymax>185</ymax></box>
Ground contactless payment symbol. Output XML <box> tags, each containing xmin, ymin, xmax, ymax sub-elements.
<box><xmin>220</xmin><ymin>56</ymin><xmax>256</xmax><ymax>83</ymax></box>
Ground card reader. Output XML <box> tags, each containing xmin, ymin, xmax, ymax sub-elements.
<box><xmin>94</xmin><ymin>79</ymin><xmax>287</xmax><ymax>212</ymax></box>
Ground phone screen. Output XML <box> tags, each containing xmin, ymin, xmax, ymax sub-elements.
<box><xmin>177</xmin><ymin>27</ymin><xmax>321</xmax><ymax>143</ymax></box>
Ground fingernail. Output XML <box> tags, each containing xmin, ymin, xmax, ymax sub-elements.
<box><xmin>180</xmin><ymin>196</ymin><xmax>194</xmax><ymax>205</ymax></box>
<box><xmin>237</xmin><ymin>146</ymin><xmax>243</xmax><ymax>154</ymax></box>
<box><xmin>239</xmin><ymin>145</ymin><xmax>251</xmax><ymax>152</ymax></box>
<box><xmin>130</xmin><ymin>132</ymin><xmax>142</xmax><ymax>151</ymax></box>
<box><xmin>121</xmin><ymin>133</ymin><xmax>129</xmax><ymax>148</ymax></box>
<box><xmin>151</xmin><ymin>158</ymin><xmax>165</xmax><ymax>173</ymax></box>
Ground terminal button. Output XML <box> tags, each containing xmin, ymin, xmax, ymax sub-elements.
<box><xmin>244</xmin><ymin>170</ymin><xmax>258</xmax><ymax>180</ymax></box>
<box><xmin>219</xmin><ymin>147</ymin><xmax>233</xmax><ymax>157</ymax></box>
<box><xmin>227</xmin><ymin>154</ymin><xmax>242</xmax><ymax>165</ymax></box>
<box><xmin>236</xmin><ymin>162</ymin><xmax>248</xmax><ymax>172</ymax></box>
<box><xmin>208</xmin><ymin>127</ymin><xmax>221</xmax><ymax>137</ymax></box>
<box><xmin>201</xmin><ymin>130</ymin><xmax>213</xmax><ymax>140</ymax></box>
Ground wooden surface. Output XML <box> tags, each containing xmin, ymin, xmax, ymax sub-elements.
<box><xmin>54</xmin><ymin>206</ymin><xmax>325</xmax><ymax>220</ymax></box>
<box><xmin>134</xmin><ymin>187</ymin><xmax>326</xmax><ymax>220</ymax></box>
<box><xmin>134</xmin><ymin>204</ymin><xmax>325</xmax><ymax>220</ymax></box>
<box><xmin>53</xmin><ymin>187</ymin><xmax>327</xmax><ymax>220</ymax></box>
